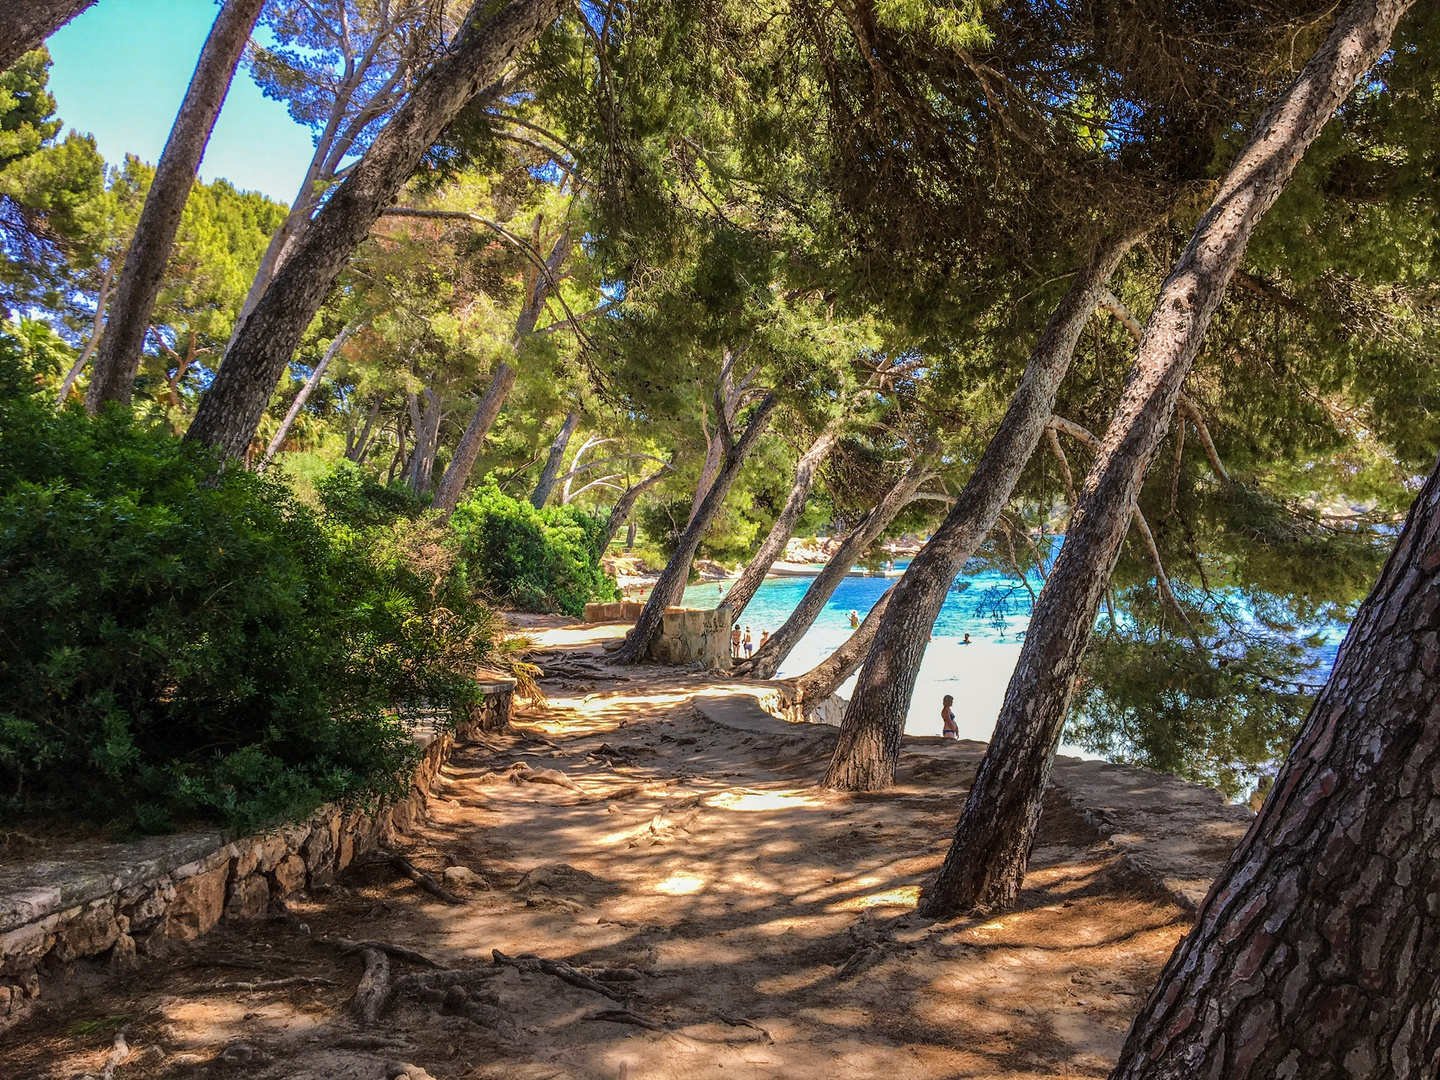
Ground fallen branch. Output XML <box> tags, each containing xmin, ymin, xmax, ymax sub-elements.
<box><xmin>385</xmin><ymin>852</ymin><xmax>465</xmax><ymax>905</ymax></box>
<box><xmin>350</xmin><ymin>948</ymin><xmax>391</xmax><ymax>1025</ymax></box>
<box><xmin>584</xmin><ymin>1008</ymin><xmax>666</xmax><ymax>1031</ymax></box>
<box><xmin>194</xmin><ymin>976</ymin><xmax>337</xmax><ymax>992</ymax></box>
<box><xmin>491</xmin><ymin>949</ymin><xmax>630</xmax><ymax>1001</ymax></box>
<box><xmin>318</xmin><ymin>935</ymin><xmax>448</xmax><ymax>969</ymax></box>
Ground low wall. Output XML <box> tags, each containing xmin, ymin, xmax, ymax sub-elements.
<box><xmin>0</xmin><ymin>683</ymin><xmax>513</xmax><ymax>1031</ymax></box>
<box><xmin>583</xmin><ymin>600</ymin><xmax>646</xmax><ymax>623</ymax></box>
<box><xmin>647</xmin><ymin>604</ymin><xmax>731</xmax><ymax>668</ymax></box>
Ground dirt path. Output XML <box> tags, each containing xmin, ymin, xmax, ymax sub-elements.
<box><xmin>2</xmin><ymin>635</ymin><xmax>1192</xmax><ymax>1080</ymax></box>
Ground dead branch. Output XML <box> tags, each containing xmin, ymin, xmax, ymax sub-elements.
<box><xmin>1045</xmin><ymin>423</ymin><xmax>1077</xmax><ymax>506</ymax></box>
<box><xmin>491</xmin><ymin>949</ymin><xmax>630</xmax><ymax>1001</ymax></box>
<box><xmin>385</xmin><ymin>852</ymin><xmax>465</xmax><ymax>905</ymax></box>
<box><xmin>1176</xmin><ymin>393</ymin><xmax>1231</xmax><ymax>483</ymax></box>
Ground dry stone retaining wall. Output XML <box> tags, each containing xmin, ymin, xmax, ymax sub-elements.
<box><xmin>0</xmin><ymin>683</ymin><xmax>513</xmax><ymax>1030</ymax></box>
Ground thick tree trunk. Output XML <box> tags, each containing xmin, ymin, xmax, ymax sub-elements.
<box><xmin>257</xmin><ymin>323</ymin><xmax>356</xmax><ymax>472</ymax></box>
<box><xmin>723</xmin><ymin>421</ymin><xmax>840</xmax><ymax>620</ymax></box>
<box><xmin>820</xmin><ymin>228</ymin><xmax>1142</xmax><ymax>792</ymax></box>
<box><xmin>1110</xmin><ymin>450</ymin><xmax>1440</xmax><ymax>1080</ymax></box>
<box><xmin>405</xmin><ymin>388</ymin><xmax>443</xmax><ymax>495</ymax></box>
<box><xmin>613</xmin><ymin>393</ymin><xmax>779</xmax><ymax>665</ymax></box>
<box><xmin>738</xmin><ymin>456</ymin><xmax>934</xmax><ymax>680</ymax></box>
<box><xmin>85</xmin><ymin>0</ymin><xmax>263</xmax><ymax>410</ymax></box>
<box><xmin>531</xmin><ymin>409</ymin><xmax>581</xmax><ymax>508</ymax></box>
<box><xmin>184</xmin><ymin>0</ymin><xmax>568</xmax><ymax>458</ymax></box>
<box><xmin>918</xmin><ymin>0</ymin><xmax>1412</xmax><ymax>918</ymax></box>
<box><xmin>0</xmin><ymin>0</ymin><xmax>95</xmax><ymax>72</ymax></box>
<box><xmin>602</xmin><ymin>463</ymin><xmax>672</xmax><ymax>549</ymax></box>
<box><xmin>789</xmin><ymin>586</ymin><xmax>893</xmax><ymax>710</ymax></box>
<box><xmin>431</xmin><ymin>230</ymin><xmax>570</xmax><ymax>513</ymax></box>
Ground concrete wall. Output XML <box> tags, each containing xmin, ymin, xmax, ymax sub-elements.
<box><xmin>0</xmin><ymin>686</ymin><xmax>512</xmax><ymax>1030</ymax></box>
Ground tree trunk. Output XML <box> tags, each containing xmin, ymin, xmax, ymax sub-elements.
<box><xmin>0</xmin><ymin>0</ymin><xmax>95</xmax><ymax>73</ymax></box>
<box><xmin>738</xmin><ymin>455</ymin><xmax>934</xmax><ymax>680</ymax></box>
<box><xmin>818</xmin><ymin>231</ymin><xmax>1143</xmax><ymax>792</ymax></box>
<box><xmin>723</xmin><ymin>420</ymin><xmax>840</xmax><ymax>619</ymax></box>
<box><xmin>531</xmin><ymin>409</ymin><xmax>581</xmax><ymax>508</ymax></box>
<box><xmin>431</xmin><ymin>230</ymin><xmax>570</xmax><ymax>513</ymax></box>
<box><xmin>789</xmin><ymin>586</ymin><xmax>893</xmax><ymax>710</ymax></box>
<box><xmin>689</xmin><ymin>424</ymin><xmax>724</xmax><ymax>529</ymax></box>
<box><xmin>56</xmin><ymin>260</ymin><xmax>112</xmax><ymax>404</ymax></box>
<box><xmin>258</xmin><ymin>323</ymin><xmax>356</xmax><ymax>472</ymax></box>
<box><xmin>602</xmin><ymin>462</ymin><xmax>672</xmax><ymax>549</ymax></box>
<box><xmin>1110</xmin><ymin>452</ymin><xmax>1440</xmax><ymax>1080</ymax></box>
<box><xmin>347</xmin><ymin>397</ymin><xmax>383</xmax><ymax>462</ymax></box>
<box><xmin>432</xmin><ymin>360</ymin><xmax>514</xmax><ymax>513</ymax></box>
<box><xmin>918</xmin><ymin>0</ymin><xmax>1412</xmax><ymax>918</ymax></box>
<box><xmin>85</xmin><ymin>0</ymin><xmax>264</xmax><ymax>410</ymax></box>
<box><xmin>184</xmin><ymin>0</ymin><xmax>568</xmax><ymax>459</ymax></box>
<box><xmin>405</xmin><ymin>388</ymin><xmax>443</xmax><ymax>495</ymax></box>
<box><xmin>613</xmin><ymin>392</ymin><xmax>779</xmax><ymax>665</ymax></box>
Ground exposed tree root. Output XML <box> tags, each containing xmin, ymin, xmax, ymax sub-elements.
<box><xmin>584</xmin><ymin>1008</ymin><xmax>665</xmax><ymax>1031</ymax></box>
<box><xmin>350</xmin><ymin>948</ymin><xmax>392</xmax><ymax>1025</ymax></box>
<box><xmin>491</xmin><ymin>949</ymin><xmax>630</xmax><ymax>1002</ymax></box>
<box><xmin>714</xmin><ymin>1012</ymin><xmax>773</xmax><ymax>1042</ymax></box>
<box><xmin>384</xmin><ymin>852</ymin><xmax>465</xmax><ymax>905</ymax></box>
<box><xmin>318</xmin><ymin>935</ymin><xmax>448</xmax><ymax>969</ymax></box>
<box><xmin>195</xmin><ymin>976</ymin><xmax>337</xmax><ymax>992</ymax></box>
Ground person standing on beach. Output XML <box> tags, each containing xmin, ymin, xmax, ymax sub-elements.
<box><xmin>731</xmin><ymin>623</ymin><xmax>742</xmax><ymax>658</ymax></box>
<box><xmin>743</xmin><ymin>626</ymin><xmax>754</xmax><ymax>657</ymax></box>
<box><xmin>941</xmin><ymin>695</ymin><xmax>958</xmax><ymax>740</ymax></box>
<box><xmin>759</xmin><ymin>630</ymin><xmax>770</xmax><ymax>650</ymax></box>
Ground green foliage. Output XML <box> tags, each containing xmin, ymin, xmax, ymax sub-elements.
<box><xmin>316</xmin><ymin>462</ymin><xmax>427</xmax><ymax>528</ymax></box>
<box><xmin>0</xmin><ymin>338</ymin><xmax>493</xmax><ymax>834</ymax></box>
<box><xmin>1070</xmin><ymin>630</ymin><xmax>1320</xmax><ymax>800</ymax></box>
<box><xmin>450</xmin><ymin>479</ymin><xmax>618</xmax><ymax>616</ymax></box>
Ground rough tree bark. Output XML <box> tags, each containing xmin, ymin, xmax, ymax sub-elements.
<box><xmin>85</xmin><ymin>0</ymin><xmax>265</xmax><ymax>410</ymax></box>
<box><xmin>0</xmin><ymin>0</ymin><xmax>95</xmax><ymax>73</ymax></box>
<box><xmin>821</xmin><ymin>227</ymin><xmax>1144</xmax><ymax>792</ymax></box>
<box><xmin>531</xmin><ymin>409</ymin><xmax>581</xmax><ymax>508</ymax></box>
<box><xmin>613</xmin><ymin>391</ymin><xmax>779</xmax><ymax>665</ymax></box>
<box><xmin>737</xmin><ymin>455</ymin><xmax>936</xmax><ymax>680</ymax></box>
<box><xmin>257</xmin><ymin>323</ymin><xmax>357</xmax><ymax>472</ymax></box>
<box><xmin>431</xmin><ymin>229</ymin><xmax>571</xmax><ymax>513</ymax></box>
<box><xmin>918</xmin><ymin>0</ymin><xmax>1413</xmax><ymax>918</ymax></box>
<box><xmin>1110</xmin><ymin>450</ymin><xmax>1440</xmax><ymax>1080</ymax></box>
<box><xmin>405</xmin><ymin>388</ymin><xmax>443</xmax><ymax>495</ymax></box>
<box><xmin>722</xmin><ymin>420</ymin><xmax>842</xmax><ymax>619</ymax></box>
<box><xmin>184</xmin><ymin>0</ymin><xmax>569</xmax><ymax>459</ymax></box>
<box><xmin>785</xmin><ymin>586</ymin><xmax>894</xmax><ymax>713</ymax></box>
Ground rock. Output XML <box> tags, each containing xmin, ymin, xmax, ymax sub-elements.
<box><xmin>165</xmin><ymin>865</ymin><xmax>228</xmax><ymax>941</ymax></box>
<box><xmin>0</xmin><ymin>983</ymin><xmax>11</xmax><ymax>1016</ymax></box>
<box><xmin>106</xmin><ymin>933</ymin><xmax>137</xmax><ymax>970</ymax></box>
<box><xmin>54</xmin><ymin>900</ymin><xmax>121</xmax><ymax>961</ymax></box>
<box><xmin>441</xmin><ymin>867</ymin><xmax>489</xmax><ymax>890</ymax></box>
<box><xmin>118</xmin><ymin>881</ymin><xmax>173</xmax><ymax>934</ymax></box>
<box><xmin>385</xmin><ymin>1064</ymin><xmax>437</xmax><ymax>1080</ymax></box>
<box><xmin>301</xmin><ymin>825</ymin><xmax>336</xmax><ymax>889</ymax></box>
<box><xmin>271</xmin><ymin>855</ymin><xmax>307</xmax><ymax>899</ymax></box>
<box><xmin>224</xmin><ymin>873</ymin><xmax>270</xmax><ymax>921</ymax></box>
<box><xmin>218</xmin><ymin>1040</ymin><xmax>269</xmax><ymax>1065</ymax></box>
<box><xmin>254</xmin><ymin>835</ymin><xmax>290</xmax><ymax>874</ymax></box>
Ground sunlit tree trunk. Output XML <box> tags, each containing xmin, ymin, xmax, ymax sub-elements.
<box><xmin>405</xmin><ymin>388</ymin><xmax>443</xmax><ymax>495</ymax></box>
<box><xmin>1111</xmin><ymin>447</ymin><xmax>1440</xmax><ymax>1079</ymax></box>
<box><xmin>613</xmin><ymin>392</ymin><xmax>779</xmax><ymax>665</ymax></box>
<box><xmin>531</xmin><ymin>409</ymin><xmax>581</xmax><ymax>508</ymax></box>
<box><xmin>0</xmin><ymin>0</ymin><xmax>95</xmax><ymax>73</ymax></box>
<box><xmin>723</xmin><ymin>420</ymin><xmax>841</xmax><ymax>620</ymax></box>
<box><xmin>821</xmin><ymin>226</ymin><xmax>1143</xmax><ymax>791</ymax></box>
<box><xmin>786</xmin><ymin>586</ymin><xmax>893</xmax><ymax>712</ymax></box>
<box><xmin>257</xmin><ymin>324</ymin><xmax>357</xmax><ymax>473</ymax></box>
<box><xmin>86</xmin><ymin>0</ymin><xmax>263</xmax><ymax>410</ymax></box>
<box><xmin>739</xmin><ymin>455</ymin><xmax>935</xmax><ymax>680</ymax></box>
<box><xmin>185</xmin><ymin>0</ymin><xmax>569</xmax><ymax>459</ymax></box>
<box><xmin>919</xmin><ymin>0</ymin><xmax>1413</xmax><ymax>917</ymax></box>
<box><xmin>602</xmin><ymin>462</ymin><xmax>672</xmax><ymax>549</ymax></box>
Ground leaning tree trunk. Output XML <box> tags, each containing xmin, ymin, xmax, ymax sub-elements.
<box><xmin>613</xmin><ymin>393</ymin><xmax>779</xmax><ymax>665</ymax></box>
<box><xmin>85</xmin><ymin>0</ymin><xmax>264</xmax><ymax>410</ymax></box>
<box><xmin>918</xmin><ymin>0</ymin><xmax>1413</xmax><ymax>918</ymax></box>
<box><xmin>819</xmin><ymin>228</ymin><xmax>1143</xmax><ymax>791</ymax></box>
<box><xmin>739</xmin><ymin>455</ymin><xmax>934</xmax><ymax>680</ymax></box>
<box><xmin>723</xmin><ymin>420</ymin><xmax>841</xmax><ymax>619</ymax></box>
<box><xmin>0</xmin><ymin>0</ymin><xmax>95</xmax><ymax>72</ymax></box>
<box><xmin>184</xmin><ymin>0</ymin><xmax>568</xmax><ymax>459</ymax></box>
<box><xmin>785</xmin><ymin>586</ymin><xmax>894</xmax><ymax>713</ymax></box>
<box><xmin>602</xmin><ymin>461</ymin><xmax>672</xmax><ymax>549</ymax></box>
<box><xmin>1110</xmin><ymin>454</ymin><xmax>1440</xmax><ymax>1080</ymax></box>
<box><xmin>257</xmin><ymin>323</ymin><xmax>357</xmax><ymax>472</ymax></box>
<box><xmin>432</xmin><ymin>231</ymin><xmax>570</xmax><ymax>513</ymax></box>
<box><xmin>531</xmin><ymin>409</ymin><xmax>581</xmax><ymax>508</ymax></box>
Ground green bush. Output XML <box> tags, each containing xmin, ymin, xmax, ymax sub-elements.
<box><xmin>0</xmin><ymin>338</ymin><xmax>493</xmax><ymax>833</ymax></box>
<box><xmin>450</xmin><ymin>479</ymin><xmax>618</xmax><ymax>616</ymax></box>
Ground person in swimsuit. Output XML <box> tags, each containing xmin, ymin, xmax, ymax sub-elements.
<box><xmin>731</xmin><ymin>623</ymin><xmax>742</xmax><ymax>658</ymax></box>
<box><xmin>743</xmin><ymin>626</ymin><xmax>754</xmax><ymax>656</ymax></box>
<box><xmin>941</xmin><ymin>694</ymin><xmax>958</xmax><ymax>739</ymax></box>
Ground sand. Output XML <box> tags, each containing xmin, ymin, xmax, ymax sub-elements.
<box><xmin>2</xmin><ymin>627</ymin><xmax>1195</xmax><ymax>1080</ymax></box>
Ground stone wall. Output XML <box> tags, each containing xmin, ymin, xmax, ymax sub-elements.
<box><xmin>646</xmin><ymin>605</ymin><xmax>731</xmax><ymax>668</ymax></box>
<box><xmin>583</xmin><ymin>600</ymin><xmax>646</xmax><ymax>623</ymax></box>
<box><xmin>0</xmin><ymin>684</ymin><xmax>513</xmax><ymax>1031</ymax></box>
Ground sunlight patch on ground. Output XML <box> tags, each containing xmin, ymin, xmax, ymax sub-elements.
<box><xmin>706</xmin><ymin>788</ymin><xmax>822</xmax><ymax>812</ymax></box>
<box><xmin>830</xmin><ymin>884</ymin><xmax>922</xmax><ymax>911</ymax></box>
<box><xmin>655</xmin><ymin>872</ymin><xmax>706</xmax><ymax>895</ymax></box>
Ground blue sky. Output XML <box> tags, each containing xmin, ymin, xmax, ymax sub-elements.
<box><xmin>47</xmin><ymin>0</ymin><xmax>316</xmax><ymax>204</ymax></box>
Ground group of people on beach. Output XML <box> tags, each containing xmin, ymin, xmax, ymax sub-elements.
<box><xmin>731</xmin><ymin>623</ymin><xmax>768</xmax><ymax>658</ymax></box>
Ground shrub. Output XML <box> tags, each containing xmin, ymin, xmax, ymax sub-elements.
<box><xmin>0</xmin><ymin>337</ymin><xmax>493</xmax><ymax>833</ymax></box>
<box><xmin>450</xmin><ymin>479</ymin><xmax>618</xmax><ymax>616</ymax></box>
